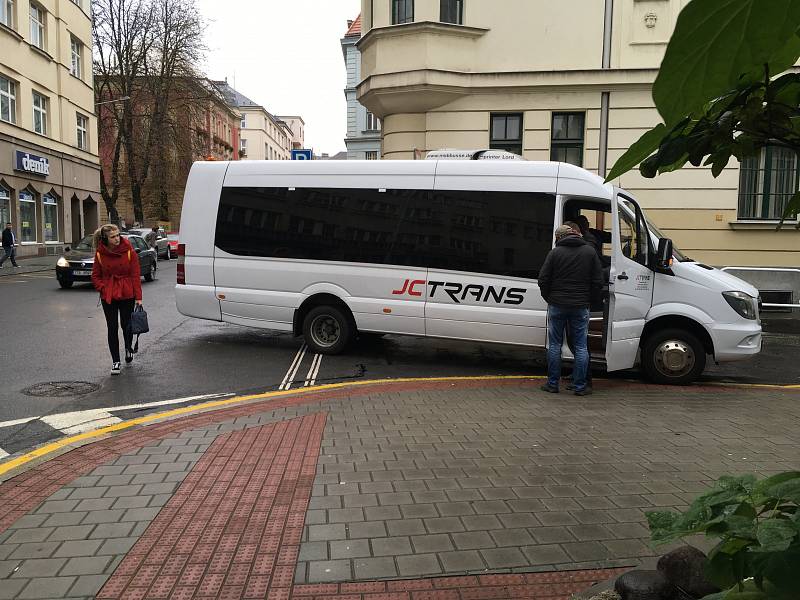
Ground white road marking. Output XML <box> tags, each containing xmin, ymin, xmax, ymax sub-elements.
<box><xmin>0</xmin><ymin>448</ymin><xmax>9</xmax><ymax>459</ymax></box>
<box><xmin>279</xmin><ymin>344</ymin><xmax>307</xmax><ymax>391</ymax></box>
<box><xmin>304</xmin><ymin>354</ymin><xmax>322</xmax><ymax>387</ymax></box>
<box><xmin>109</xmin><ymin>392</ymin><xmax>233</xmax><ymax>412</ymax></box>
<box><xmin>0</xmin><ymin>416</ymin><xmax>41</xmax><ymax>429</ymax></box>
<box><xmin>41</xmin><ymin>410</ymin><xmax>123</xmax><ymax>435</ymax></box>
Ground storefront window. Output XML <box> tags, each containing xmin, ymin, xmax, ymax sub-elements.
<box><xmin>0</xmin><ymin>185</ymin><xmax>10</xmax><ymax>225</ymax></box>
<box><xmin>19</xmin><ymin>190</ymin><xmax>36</xmax><ymax>242</ymax></box>
<box><xmin>43</xmin><ymin>193</ymin><xmax>58</xmax><ymax>242</ymax></box>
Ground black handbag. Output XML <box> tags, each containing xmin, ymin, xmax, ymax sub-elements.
<box><xmin>129</xmin><ymin>304</ymin><xmax>149</xmax><ymax>352</ymax></box>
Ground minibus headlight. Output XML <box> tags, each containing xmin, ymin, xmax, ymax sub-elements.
<box><xmin>723</xmin><ymin>291</ymin><xmax>757</xmax><ymax>320</ymax></box>
<box><xmin>56</xmin><ymin>257</ymin><xmax>69</xmax><ymax>268</ymax></box>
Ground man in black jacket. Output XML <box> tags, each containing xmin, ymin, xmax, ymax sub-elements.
<box><xmin>538</xmin><ymin>223</ymin><xmax>604</xmax><ymax>395</ymax></box>
<box><xmin>0</xmin><ymin>223</ymin><xmax>19</xmax><ymax>268</ymax></box>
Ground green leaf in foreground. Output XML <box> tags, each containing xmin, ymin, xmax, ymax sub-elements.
<box><xmin>653</xmin><ymin>0</ymin><xmax>800</xmax><ymax>125</ymax></box>
<box><xmin>605</xmin><ymin>123</ymin><xmax>667</xmax><ymax>182</ymax></box>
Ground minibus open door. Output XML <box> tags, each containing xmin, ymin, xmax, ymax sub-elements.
<box><xmin>604</xmin><ymin>194</ymin><xmax>655</xmax><ymax>372</ymax></box>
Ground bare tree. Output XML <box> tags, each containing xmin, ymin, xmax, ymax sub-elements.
<box><xmin>93</xmin><ymin>0</ymin><xmax>205</xmax><ymax>225</ymax></box>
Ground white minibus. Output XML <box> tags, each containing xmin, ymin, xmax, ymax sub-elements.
<box><xmin>175</xmin><ymin>152</ymin><xmax>762</xmax><ymax>385</ymax></box>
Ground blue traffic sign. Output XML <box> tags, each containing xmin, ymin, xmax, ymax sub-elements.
<box><xmin>291</xmin><ymin>149</ymin><xmax>313</xmax><ymax>160</ymax></box>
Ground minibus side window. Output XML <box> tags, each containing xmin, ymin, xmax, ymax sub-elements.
<box><xmin>617</xmin><ymin>206</ymin><xmax>648</xmax><ymax>265</ymax></box>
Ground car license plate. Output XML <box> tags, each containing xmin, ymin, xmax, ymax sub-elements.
<box><xmin>73</xmin><ymin>270</ymin><xmax>91</xmax><ymax>276</ymax></box>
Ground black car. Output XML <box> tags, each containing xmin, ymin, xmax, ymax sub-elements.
<box><xmin>56</xmin><ymin>234</ymin><xmax>158</xmax><ymax>289</ymax></box>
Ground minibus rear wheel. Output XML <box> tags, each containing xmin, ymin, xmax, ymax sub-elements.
<box><xmin>303</xmin><ymin>305</ymin><xmax>354</xmax><ymax>355</ymax></box>
<box><xmin>641</xmin><ymin>328</ymin><xmax>706</xmax><ymax>385</ymax></box>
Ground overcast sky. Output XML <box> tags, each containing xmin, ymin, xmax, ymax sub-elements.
<box><xmin>196</xmin><ymin>0</ymin><xmax>361</xmax><ymax>155</ymax></box>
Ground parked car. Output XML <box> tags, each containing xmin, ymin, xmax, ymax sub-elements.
<box><xmin>126</xmin><ymin>228</ymin><xmax>170</xmax><ymax>259</ymax></box>
<box><xmin>56</xmin><ymin>234</ymin><xmax>157</xmax><ymax>288</ymax></box>
<box><xmin>166</xmin><ymin>232</ymin><xmax>179</xmax><ymax>259</ymax></box>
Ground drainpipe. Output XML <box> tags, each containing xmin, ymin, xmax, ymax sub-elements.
<box><xmin>598</xmin><ymin>0</ymin><xmax>613</xmax><ymax>179</ymax></box>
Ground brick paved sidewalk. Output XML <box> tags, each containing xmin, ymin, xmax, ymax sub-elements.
<box><xmin>0</xmin><ymin>378</ymin><xmax>797</xmax><ymax>599</ymax></box>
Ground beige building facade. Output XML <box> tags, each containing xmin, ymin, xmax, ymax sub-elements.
<box><xmin>276</xmin><ymin>115</ymin><xmax>306</xmax><ymax>151</ymax></box>
<box><xmin>0</xmin><ymin>0</ymin><xmax>100</xmax><ymax>257</ymax></box>
<box><xmin>357</xmin><ymin>0</ymin><xmax>799</xmax><ymax>268</ymax></box>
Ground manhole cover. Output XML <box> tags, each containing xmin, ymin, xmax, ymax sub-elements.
<box><xmin>21</xmin><ymin>381</ymin><xmax>100</xmax><ymax>397</ymax></box>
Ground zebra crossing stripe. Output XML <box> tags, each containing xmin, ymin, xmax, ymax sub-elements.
<box><xmin>40</xmin><ymin>410</ymin><xmax>123</xmax><ymax>436</ymax></box>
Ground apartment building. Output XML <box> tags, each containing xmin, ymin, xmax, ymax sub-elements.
<box><xmin>342</xmin><ymin>14</ymin><xmax>381</xmax><ymax>159</ymax></box>
<box><xmin>357</xmin><ymin>0</ymin><xmax>799</xmax><ymax>268</ymax></box>
<box><xmin>276</xmin><ymin>115</ymin><xmax>305</xmax><ymax>151</ymax></box>
<box><xmin>0</xmin><ymin>0</ymin><xmax>100</xmax><ymax>256</ymax></box>
<box><xmin>214</xmin><ymin>81</ymin><xmax>293</xmax><ymax>161</ymax></box>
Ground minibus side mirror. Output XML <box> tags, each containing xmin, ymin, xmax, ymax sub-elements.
<box><xmin>655</xmin><ymin>238</ymin><xmax>673</xmax><ymax>272</ymax></box>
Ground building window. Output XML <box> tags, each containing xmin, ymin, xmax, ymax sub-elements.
<box><xmin>0</xmin><ymin>75</ymin><xmax>15</xmax><ymax>123</ymax></box>
<box><xmin>490</xmin><ymin>113</ymin><xmax>523</xmax><ymax>155</ymax></box>
<box><xmin>0</xmin><ymin>185</ymin><xmax>10</xmax><ymax>226</ymax></box>
<box><xmin>76</xmin><ymin>113</ymin><xmax>88</xmax><ymax>150</ymax></box>
<box><xmin>550</xmin><ymin>112</ymin><xmax>585</xmax><ymax>166</ymax></box>
<box><xmin>365</xmin><ymin>151</ymin><xmax>378</xmax><ymax>160</ymax></box>
<box><xmin>738</xmin><ymin>146</ymin><xmax>799</xmax><ymax>220</ymax></box>
<box><xmin>392</xmin><ymin>0</ymin><xmax>413</xmax><ymax>24</ymax></box>
<box><xmin>365</xmin><ymin>111</ymin><xmax>380</xmax><ymax>131</ymax></box>
<box><xmin>29</xmin><ymin>3</ymin><xmax>44</xmax><ymax>49</ymax></box>
<box><xmin>1</xmin><ymin>0</ymin><xmax>13</xmax><ymax>28</ymax></box>
<box><xmin>239</xmin><ymin>138</ymin><xmax>247</xmax><ymax>156</ymax></box>
<box><xmin>32</xmin><ymin>91</ymin><xmax>47</xmax><ymax>135</ymax></box>
<box><xmin>240</xmin><ymin>114</ymin><xmax>246</xmax><ymax>129</ymax></box>
<box><xmin>19</xmin><ymin>190</ymin><xmax>36</xmax><ymax>242</ymax></box>
<box><xmin>43</xmin><ymin>193</ymin><xmax>58</xmax><ymax>242</ymax></box>
<box><xmin>440</xmin><ymin>0</ymin><xmax>463</xmax><ymax>24</ymax></box>
<box><xmin>70</xmin><ymin>37</ymin><xmax>82</xmax><ymax>79</ymax></box>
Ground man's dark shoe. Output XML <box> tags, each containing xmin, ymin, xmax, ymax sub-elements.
<box><xmin>540</xmin><ymin>384</ymin><xmax>559</xmax><ymax>393</ymax></box>
<box><xmin>566</xmin><ymin>383</ymin><xmax>592</xmax><ymax>393</ymax></box>
<box><xmin>574</xmin><ymin>387</ymin><xmax>593</xmax><ymax>396</ymax></box>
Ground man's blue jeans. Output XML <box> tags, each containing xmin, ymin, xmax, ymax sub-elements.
<box><xmin>546</xmin><ymin>305</ymin><xmax>590</xmax><ymax>391</ymax></box>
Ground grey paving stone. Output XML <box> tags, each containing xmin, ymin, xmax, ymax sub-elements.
<box><xmin>0</xmin><ymin>577</ymin><xmax>26</xmax><ymax>598</ymax></box>
<box><xmin>451</xmin><ymin>531</ymin><xmax>495</xmax><ymax>550</ymax></box>
<box><xmin>481</xmin><ymin>547</ymin><xmax>528</xmax><ymax>568</ymax></box>
<box><xmin>129</xmin><ymin>473</ymin><xmax>167</xmax><ymax>485</ymax></box>
<box><xmin>74</xmin><ymin>499</ymin><xmax>115</xmax><ymax>512</ymax></box>
<box><xmin>8</xmin><ymin>515</ymin><xmax>49</xmax><ymax>530</ymax></box>
<box><xmin>562</xmin><ymin>541</ymin><xmax>614</xmax><ymax>562</ymax></box>
<box><xmin>435</xmin><ymin>502</ymin><xmax>473</xmax><ymax>517</ymax></box>
<box><xmin>445</xmin><ymin>489</ymin><xmax>483</xmax><ymax>502</ymax></box>
<box><xmin>36</xmin><ymin>500</ymin><xmax>80</xmax><ymax>514</ymax></box>
<box><xmin>572</xmin><ymin>510</ymin><xmax>614</xmax><ymax>525</ymax></box>
<box><xmin>47</xmin><ymin>525</ymin><xmax>95</xmax><ymax>542</ymax></box>
<box><xmin>386</xmin><ymin>519</ymin><xmax>426</xmax><ymax>536</ymax></box>
<box><xmin>370</xmin><ymin>536</ymin><xmax>412</xmax><ymax>556</ymax></box>
<box><xmin>103</xmin><ymin>485</ymin><xmax>143</xmax><ymax>498</ymax></box>
<box><xmin>396</xmin><ymin>553</ymin><xmax>442</xmax><ymax>576</ymax></box>
<box><xmin>53</xmin><ymin>540</ymin><xmax>104</xmax><ymax>558</ymax></box>
<box><xmin>439</xmin><ymin>550</ymin><xmax>486</xmax><ymax>572</ymax></box>
<box><xmin>82</xmin><ymin>509</ymin><xmax>124</xmax><ymax>524</ymax></box>
<box><xmin>67</xmin><ymin>573</ymin><xmax>111</xmax><ymax>597</ymax></box>
<box><xmin>0</xmin><ymin>545</ymin><xmax>18</xmax><ymax>561</ymax></box>
<box><xmin>9</xmin><ymin>542</ymin><xmax>61</xmax><ymax>560</ymax></box>
<box><xmin>149</xmin><ymin>494</ymin><xmax>172</xmax><ymax>507</ymax></box>
<box><xmin>603</xmin><ymin>538</ymin><xmax>655</xmax><ymax>558</ymax></box>
<box><xmin>377</xmin><ymin>492</ymin><xmax>414</xmax><ymax>505</ymax></box>
<box><xmin>347</xmin><ymin>521</ymin><xmax>387</xmax><ymax>539</ymax></box>
<box><xmin>111</xmin><ymin>496</ymin><xmax>151</xmax><ymax>510</ymax></box>
<box><xmin>7</xmin><ymin>528</ymin><xmax>54</xmax><ymax>544</ymax></box>
<box><xmin>530</xmin><ymin>526</ymin><xmax>576</xmax><ymax>544</ymax></box>
<box><xmin>67</xmin><ymin>487</ymin><xmax>108</xmax><ymax>501</ymax></box>
<box><xmin>121</xmin><ymin>507</ymin><xmax>161</xmax><ymax>522</ymax></box>
<box><xmin>154</xmin><ymin>461</ymin><xmax>190</xmax><ymax>473</ymax></box>
<box><xmin>97</xmin><ymin>475</ymin><xmax>134</xmax><ymax>487</ymax></box>
<box><xmin>46</xmin><ymin>489</ymin><xmax>74</xmax><ymax>500</ymax></box>
<box><xmin>607</xmin><ymin>522</ymin><xmax>649</xmax><ymax>539</ymax></box>
<box><xmin>112</xmin><ymin>455</ymin><xmax>148</xmax><ymax>466</ymax></box>
<box><xmin>327</xmin><ymin>508</ymin><xmax>364</xmax><ymax>523</ymax></box>
<box><xmin>298</xmin><ymin>541</ymin><xmax>328</xmax><ymax>561</ymax></box>
<box><xmin>121</xmin><ymin>464</ymin><xmax>157</xmax><ymax>475</ymax></box>
<box><xmin>308</xmin><ymin>524</ymin><xmax>347</xmax><ymax>542</ymax></box>
<box><xmin>424</xmin><ymin>517</ymin><xmax>466</xmax><ymax>534</ymax></box>
<box><xmin>89</xmin><ymin>523</ymin><xmax>135</xmax><ymax>540</ymax></box>
<box><xmin>304</xmin><ymin>510</ymin><xmax>327</xmax><ymax>525</ymax></box>
<box><xmin>461</xmin><ymin>515</ymin><xmax>503</xmax><ymax>531</ymax></box>
<box><xmin>364</xmin><ymin>506</ymin><xmax>402</xmax><ymax>521</ymax></box>
<box><xmin>97</xmin><ymin>537</ymin><xmax>137</xmax><ymax>555</ymax></box>
<box><xmin>129</xmin><ymin>522</ymin><xmax>150</xmax><ymax>537</ymax></box>
<box><xmin>343</xmin><ymin>494</ymin><xmax>378</xmax><ymax>508</ymax></box>
<box><xmin>537</xmin><ymin>511</ymin><xmax>579</xmax><ymax>526</ymax></box>
<box><xmin>359</xmin><ymin>481</ymin><xmax>394</xmax><ymax>494</ymax></box>
<box><xmin>17</xmin><ymin>576</ymin><xmax>76</xmax><ymax>598</ymax></box>
<box><xmin>308</xmin><ymin>559</ymin><xmax>352</xmax><ymax>582</ymax></box>
<box><xmin>411</xmin><ymin>534</ymin><xmax>453</xmax><ymax>553</ymax></box>
<box><xmin>490</xmin><ymin>528</ymin><xmax>535</xmax><ymax>547</ymax></box>
<box><xmin>9</xmin><ymin>558</ymin><xmax>67</xmax><ymax>578</ymax></box>
<box><xmin>329</xmin><ymin>539</ymin><xmax>371</xmax><ymax>559</ymax></box>
<box><xmin>353</xmin><ymin>556</ymin><xmax>397</xmax><ymax>579</ymax></box>
<box><xmin>60</xmin><ymin>556</ymin><xmax>112</xmax><ymax>576</ymax></box>
<box><xmin>521</xmin><ymin>544</ymin><xmax>571</xmax><ymax>565</ymax></box>
<box><xmin>400</xmin><ymin>504</ymin><xmax>438</xmax><ymax>519</ymax></box>
<box><xmin>308</xmin><ymin>496</ymin><xmax>342</xmax><ymax>510</ymax></box>
<box><xmin>568</xmin><ymin>524</ymin><xmax>615</xmax><ymax>541</ymax></box>
<box><xmin>90</xmin><ymin>466</ymin><xmax>126</xmax><ymax>476</ymax></box>
<box><xmin>68</xmin><ymin>476</ymin><xmax>101</xmax><ymax>488</ymax></box>
<box><xmin>472</xmin><ymin>501</ymin><xmax>510</xmax><ymax>514</ymax></box>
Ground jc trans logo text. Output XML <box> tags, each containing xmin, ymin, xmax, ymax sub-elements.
<box><xmin>392</xmin><ymin>278</ymin><xmax>526</xmax><ymax>305</ymax></box>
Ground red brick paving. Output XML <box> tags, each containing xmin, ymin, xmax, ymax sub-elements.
<box><xmin>98</xmin><ymin>413</ymin><xmax>326</xmax><ymax>600</ymax></box>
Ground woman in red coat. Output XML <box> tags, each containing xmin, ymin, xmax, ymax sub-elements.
<box><xmin>91</xmin><ymin>224</ymin><xmax>143</xmax><ymax>374</ymax></box>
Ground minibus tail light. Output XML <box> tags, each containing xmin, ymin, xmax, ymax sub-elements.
<box><xmin>177</xmin><ymin>244</ymin><xmax>186</xmax><ymax>285</ymax></box>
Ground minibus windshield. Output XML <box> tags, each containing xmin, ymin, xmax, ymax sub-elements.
<box><xmin>619</xmin><ymin>198</ymin><xmax>688</xmax><ymax>262</ymax></box>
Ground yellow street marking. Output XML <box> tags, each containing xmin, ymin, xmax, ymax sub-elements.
<box><xmin>0</xmin><ymin>374</ymin><xmax>796</xmax><ymax>478</ymax></box>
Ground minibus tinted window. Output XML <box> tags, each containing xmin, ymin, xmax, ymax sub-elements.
<box><xmin>215</xmin><ymin>187</ymin><xmax>555</xmax><ymax>279</ymax></box>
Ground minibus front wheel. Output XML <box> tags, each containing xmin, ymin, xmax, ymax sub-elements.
<box><xmin>641</xmin><ymin>328</ymin><xmax>706</xmax><ymax>385</ymax></box>
<box><xmin>303</xmin><ymin>305</ymin><xmax>355</xmax><ymax>355</ymax></box>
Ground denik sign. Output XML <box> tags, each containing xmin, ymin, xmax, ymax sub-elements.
<box><xmin>14</xmin><ymin>150</ymin><xmax>50</xmax><ymax>176</ymax></box>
